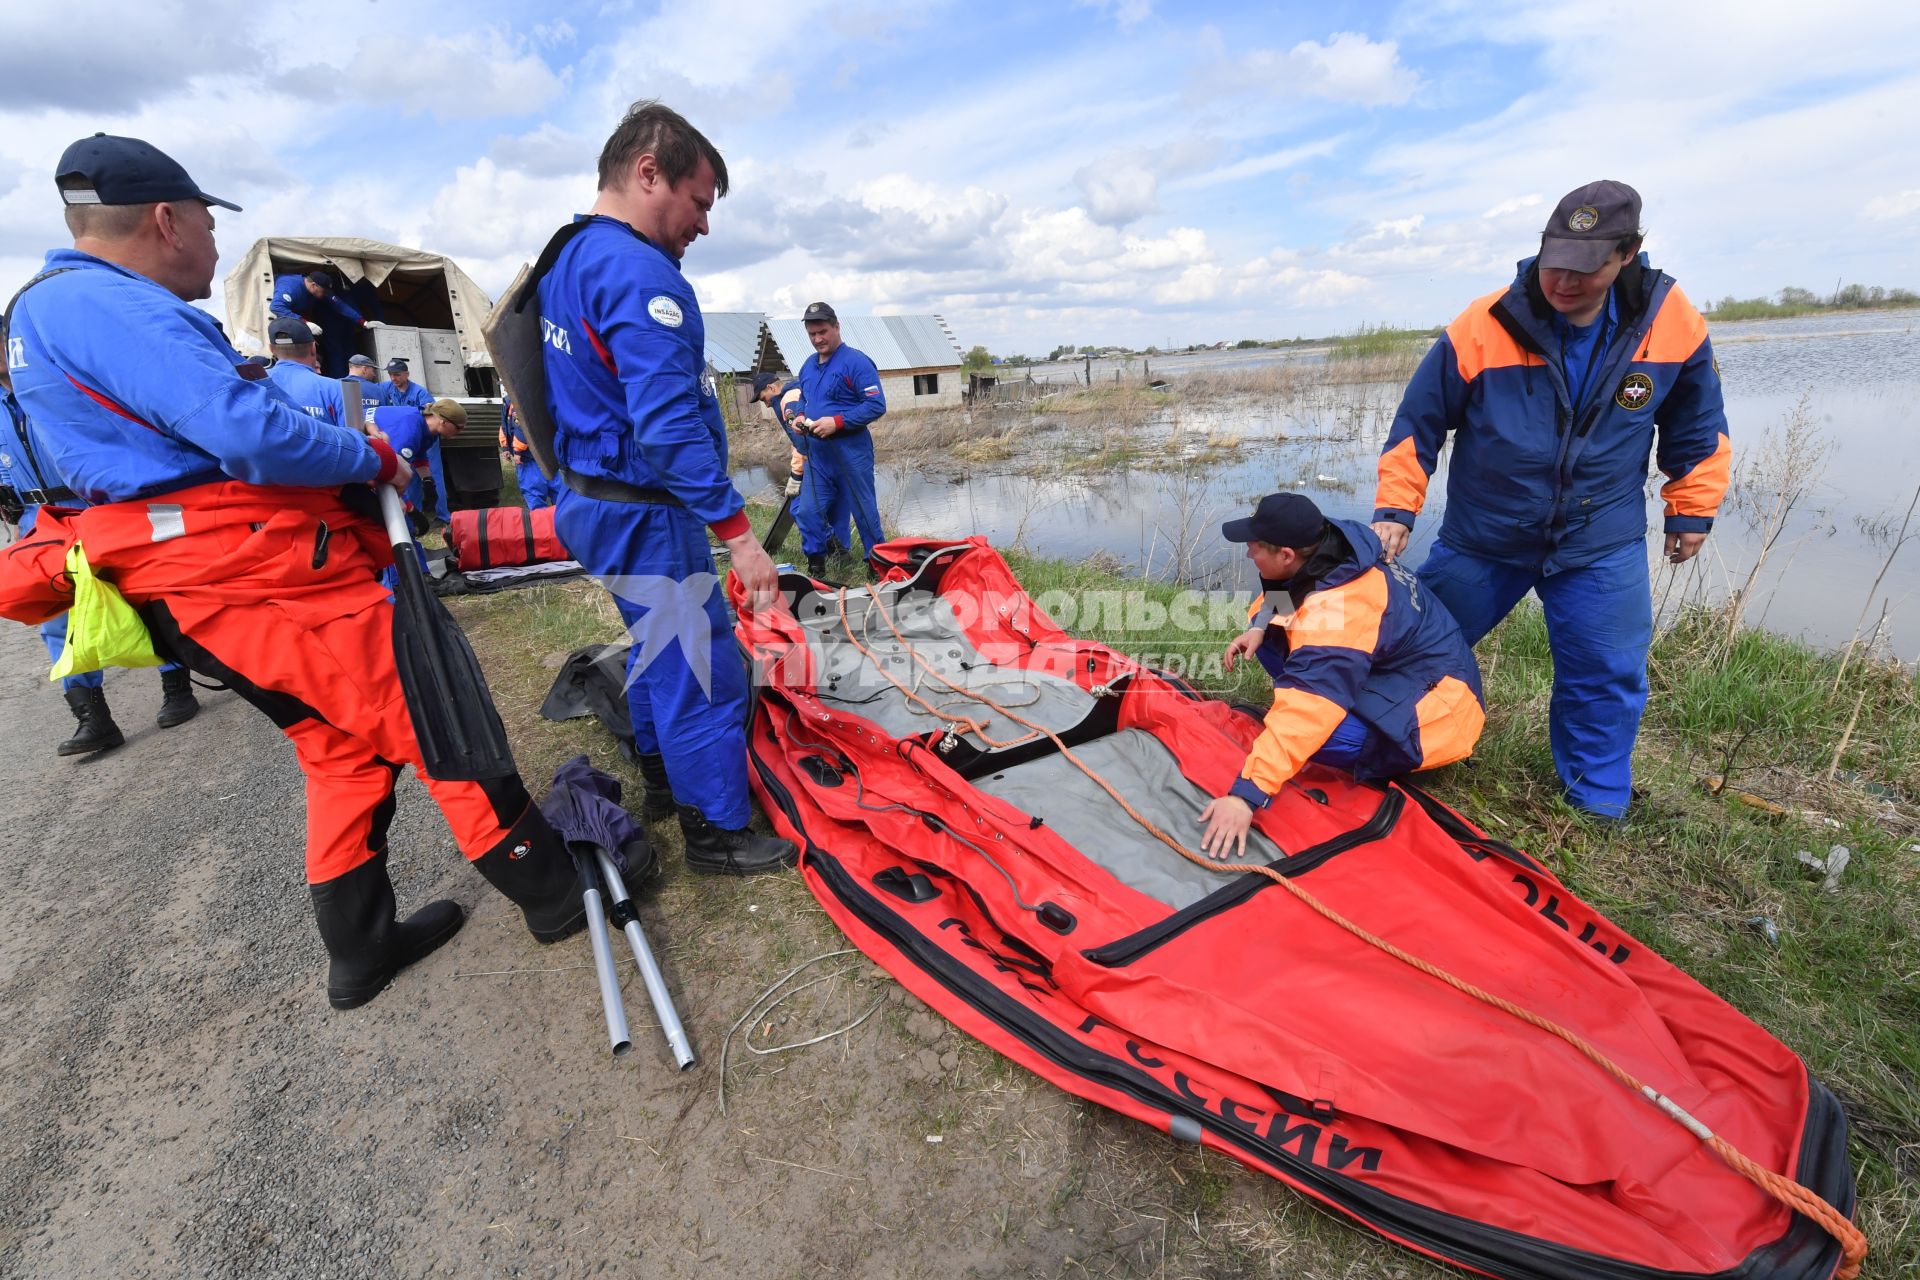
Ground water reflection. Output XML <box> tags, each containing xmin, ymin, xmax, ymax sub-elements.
<box><xmin>738</xmin><ymin>311</ymin><xmax>1920</xmax><ymax>659</ymax></box>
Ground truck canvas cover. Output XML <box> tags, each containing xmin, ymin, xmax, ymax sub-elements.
<box><xmin>222</xmin><ymin>236</ymin><xmax>496</xmax><ymax>364</ymax></box>
<box><xmin>734</xmin><ymin>537</ymin><xmax>1858</xmax><ymax>1280</ymax></box>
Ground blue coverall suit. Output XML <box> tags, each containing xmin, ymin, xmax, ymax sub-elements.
<box><xmin>343</xmin><ymin>374</ymin><xmax>382</xmax><ymax>410</ymax></box>
<box><xmin>538</xmin><ymin>215</ymin><xmax>756</xmax><ymax>829</ymax></box>
<box><xmin>1372</xmin><ymin>253</ymin><xmax>1731</xmax><ymax>817</ymax></box>
<box><xmin>770</xmin><ymin>383</ymin><xmax>830</xmax><ymax>556</ymax></box>
<box><xmin>266</xmin><ymin>359</ymin><xmax>346</xmax><ymax>424</ymax></box>
<box><xmin>1</xmin><ymin>385</ymin><xmax>181</xmax><ymax>692</ymax></box>
<box><xmin>797</xmin><ymin>343</ymin><xmax>886</xmax><ymax>558</ymax></box>
<box><xmin>499</xmin><ymin>394</ymin><xmax>552</xmax><ymax>510</ymax></box>
<box><xmin>378</xmin><ymin>378</ymin><xmax>447</xmax><ymax>520</ymax></box>
<box><xmin>268</xmin><ymin>273</ymin><xmax>366</xmax><ymax>377</ymax></box>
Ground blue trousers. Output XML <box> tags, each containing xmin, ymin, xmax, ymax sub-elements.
<box><xmin>426</xmin><ymin>440</ymin><xmax>451</xmax><ymax>523</ymax></box>
<box><xmin>554</xmin><ymin>488</ymin><xmax>752</xmax><ymax>828</ymax></box>
<box><xmin>515</xmin><ymin>459</ymin><xmax>553</xmax><ymax>511</ymax></box>
<box><xmin>1416</xmin><ymin>539</ymin><xmax>1651</xmax><ymax>818</ymax></box>
<box><xmin>40</xmin><ymin>610</ymin><xmax>180</xmax><ymax>692</ymax></box>
<box><xmin>795</xmin><ymin>467</ymin><xmax>835</xmax><ymax>558</ymax></box>
<box><xmin>1310</xmin><ymin>712</ymin><xmax>1376</xmax><ymax>772</ymax></box>
<box><xmin>808</xmin><ymin>430</ymin><xmax>883</xmax><ymax>558</ymax></box>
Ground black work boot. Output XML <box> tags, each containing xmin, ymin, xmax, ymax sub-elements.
<box><xmin>677</xmin><ymin>805</ymin><xmax>798</xmax><ymax>876</ymax></box>
<box><xmin>469</xmin><ymin>805</ymin><xmax>588</xmax><ymax>943</ymax></box>
<box><xmin>806</xmin><ymin>553</ymin><xmax>826</xmax><ymax>580</ymax></box>
<box><xmin>155</xmin><ymin>667</ymin><xmax>200</xmax><ymax>729</ymax></box>
<box><xmin>309</xmin><ymin>850</ymin><xmax>464</xmax><ymax>1010</ymax></box>
<box><xmin>637</xmin><ymin>753</ymin><xmax>676</xmax><ymax>823</ymax></box>
<box><xmin>58</xmin><ymin>686</ymin><xmax>125</xmax><ymax>757</ymax></box>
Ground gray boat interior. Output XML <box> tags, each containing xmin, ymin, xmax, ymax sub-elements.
<box><xmin>794</xmin><ymin>574</ymin><xmax>1282</xmax><ymax>911</ymax></box>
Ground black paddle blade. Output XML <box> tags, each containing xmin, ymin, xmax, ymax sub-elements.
<box><xmin>762</xmin><ymin>492</ymin><xmax>796</xmax><ymax>556</ymax></box>
<box><xmin>390</xmin><ymin>546</ymin><xmax>518</xmax><ymax>781</ymax></box>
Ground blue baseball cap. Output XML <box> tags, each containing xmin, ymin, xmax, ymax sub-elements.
<box><xmin>385</xmin><ymin>357</ymin><xmax>410</xmax><ymax>372</ymax></box>
<box><xmin>1222</xmin><ymin>492</ymin><xmax>1326</xmax><ymax>548</ymax></box>
<box><xmin>347</xmin><ymin>353</ymin><xmax>376</xmax><ymax>368</ymax></box>
<box><xmin>269</xmin><ymin>317</ymin><xmax>315</xmax><ymax>347</ymax></box>
<box><xmin>55</xmin><ymin>133</ymin><xmax>240</xmax><ymax>212</ymax></box>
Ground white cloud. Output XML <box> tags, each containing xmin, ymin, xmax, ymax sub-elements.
<box><xmin>1192</xmin><ymin>32</ymin><xmax>1419</xmax><ymax>106</ymax></box>
<box><xmin>1171</xmin><ymin>135</ymin><xmax>1345</xmax><ymax>193</ymax></box>
<box><xmin>1864</xmin><ymin>190</ymin><xmax>1920</xmax><ymax>222</ymax></box>
<box><xmin>289</xmin><ymin>31</ymin><xmax>566</xmax><ymax>121</ymax></box>
<box><xmin>1072</xmin><ymin>135</ymin><xmax>1220</xmax><ymax>226</ymax></box>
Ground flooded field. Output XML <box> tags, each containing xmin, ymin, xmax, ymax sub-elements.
<box><xmin>742</xmin><ymin>309</ymin><xmax>1920</xmax><ymax>660</ymax></box>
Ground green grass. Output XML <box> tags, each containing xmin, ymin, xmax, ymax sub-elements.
<box><xmin>454</xmin><ymin>525</ymin><xmax>1920</xmax><ymax>1274</ymax></box>
<box><xmin>1327</xmin><ymin>322</ymin><xmax>1438</xmax><ymax>362</ymax></box>
<box><xmin>1704</xmin><ymin>290</ymin><xmax>1920</xmax><ymax>321</ymax></box>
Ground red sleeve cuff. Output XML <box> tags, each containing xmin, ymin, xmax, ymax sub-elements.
<box><xmin>709</xmin><ymin>510</ymin><xmax>751</xmax><ymax>541</ymax></box>
<box><xmin>832</xmin><ymin>415</ymin><xmax>844</xmax><ymax>429</ymax></box>
<box><xmin>367</xmin><ymin>437</ymin><xmax>403</xmax><ymax>485</ymax></box>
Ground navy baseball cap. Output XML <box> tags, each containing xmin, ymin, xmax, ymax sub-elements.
<box><xmin>1222</xmin><ymin>492</ymin><xmax>1326</xmax><ymax>548</ymax></box>
<box><xmin>55</xmin><ymin>134</ymin><xmax>240</xmax><ymax>212</ymax></box>
<box><xmin>303</xmin><ymin>271</ymin><xmax>332</xmax><ymax>290</ymax></box>
<box><xmin>385</xmin><ymin>357</ymin><xmax>410</xmax><ymax>372</ymax></box>
<box><xmin>347</xmin><ymin>353</ymin><xmax>375</xmax><ymax>368</ymax></box>
<box><xmin>1539</xmin><ymin>180</ymin><xmax>1642</xmax><ymax>273</ymax></box>
<box><xmin>802</xmin><ymin>301</ymin><xmax>837</xmax><ymax>323</ymax></box>
<box><xmin>751</xmin><ymin>371</ymin><xmax>779</xmax><ymax>398</ymax></box>
<box><xmin>269</xmin><ymin>317</ymin><xmax>315</xmax><ymax>347</ymax></box>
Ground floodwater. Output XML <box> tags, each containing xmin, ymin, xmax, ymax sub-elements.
<box><xmin>739</xmin><ymin>310</ymin><xmax>1920</xmax><ymax>659</ymax></box>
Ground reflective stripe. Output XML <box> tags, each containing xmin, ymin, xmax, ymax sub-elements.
<box><xmin>147</xmin><ymin>504</ymin><xmax>186</xmax><ymax>542</ymax></box>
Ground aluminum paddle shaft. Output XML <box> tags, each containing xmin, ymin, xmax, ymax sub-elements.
<box><xmin>594</xmin><ymin>847</ymin><xmax>695</xmax><ymax>1069</ymax></box>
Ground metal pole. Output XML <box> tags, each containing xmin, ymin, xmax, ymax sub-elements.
<box><xmin>594</xmin><ymin>847</ymin><xmax>696</xmax><ymax>1069</ymax></box>
<box><xmin>582</xmin><ymin>884</ymin><xmax>633</xmax><ymax>1058</ymax></box>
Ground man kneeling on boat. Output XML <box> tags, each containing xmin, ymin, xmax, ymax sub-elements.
<box><xmin>1200</xmin><ymin>492</ymin><xmax>1487</xmax><ymax>859</ymax></box>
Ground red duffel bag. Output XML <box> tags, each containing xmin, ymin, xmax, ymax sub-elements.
<box><xmin>447</xmin><ymin>506</ymin><xmax>569</xmax><ymax>570</ymax></box>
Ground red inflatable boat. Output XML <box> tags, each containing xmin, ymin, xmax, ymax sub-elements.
<box><xmin>733</xmin><ymin>538</ymin><xmax>1862</xmax><ymax>1279</ymax></box>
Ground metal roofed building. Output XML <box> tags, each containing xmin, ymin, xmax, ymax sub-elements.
<box><xmin>702</xmin><ymin>312</ymin><xmax>784</xmax><ymax>376</ymax></box>
<box><xmin>764</xmin><ymin>314</ymin><xmax>965</xmax><ymax>411</ymax></box>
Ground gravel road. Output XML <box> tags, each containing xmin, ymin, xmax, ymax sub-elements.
<box><xmin>0</xmin><ymin>617</ymin><xmax>1211</xmax><ymax>1280</ymax></box>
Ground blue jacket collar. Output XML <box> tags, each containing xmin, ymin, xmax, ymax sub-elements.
<box><xmin>574</xmin><ymin>214</ymin><xmax>680</xmax><ymax>274</ymax></box>
<box><xmin>1497</xmin><ymin>250</ymin><xmax>1663</xmax><ymax>357</ymax></box>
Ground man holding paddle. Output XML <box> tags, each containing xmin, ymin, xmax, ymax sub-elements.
<box><xmin>5</xmin><ymin>134</ymin><xmax>588</xmax><ymax>1010</ymax></box>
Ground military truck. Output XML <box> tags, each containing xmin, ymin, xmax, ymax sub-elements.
<box><xmin>223</xmin><ymin>237</ymin><xmax>505</xmax><ymax>510</ymax></box>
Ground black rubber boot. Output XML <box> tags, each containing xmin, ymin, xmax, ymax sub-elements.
<box><xmin>155</xmin><ymin>667</ymin><xmax>200</xmax><ymax>729</ymax></box>
<box><xmin>309</xmin><ymin>850</ymin><xmax>464</xmax><ymax>1010</ymax></box>
<box><xmin>637</xmin><ymin>753</ymin><xmax>676</xmax><ymax>823</ymax></box>
<box><xmin>678</xmin><ymin>805</ymin><xmax>798</xmax><ymax>876</ymax></box>
<box><xmin>469</xmin><ymin>805</ymin><xmax>588</xmax><ymax>943</ymax></box>
<box><xmin>58</xmin><ymin>686</ymin><xmax>125</xmax><ymax>757</ymax></box>
<box><xmin>806</xmin><ymin>553</ymin><xmax>826</xmax><ymax>580</ymax></box>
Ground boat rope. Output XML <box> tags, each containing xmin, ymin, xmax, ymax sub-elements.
<box><xmin>824</xmin><ymin>582</ymin><xmax>1867</xmax><ymax>1276</ymax></box>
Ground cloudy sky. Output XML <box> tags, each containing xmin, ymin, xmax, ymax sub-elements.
<box><xmin>2</xmin><ymin>0</ymin><xmax>1916</xmax><ymax>355</ymax></box>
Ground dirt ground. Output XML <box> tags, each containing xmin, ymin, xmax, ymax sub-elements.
<box><xmin>0</xmin><ymin>603</ymin><xmax>1441</xmax><ymax>1280</ymax></box>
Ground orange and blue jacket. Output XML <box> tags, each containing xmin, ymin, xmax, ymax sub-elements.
<box><xmin>1230</xmin><ymin>519</ymin><xmax>1485</xmax><ymax>809</ymax></box>
<box><xmin>1372</xmin><ymin>254</ymin><xmax>1730</xmax><ymax>573</ymax></box>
